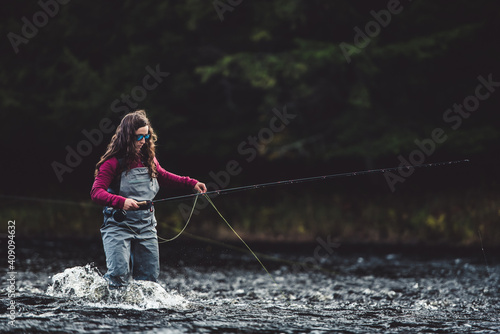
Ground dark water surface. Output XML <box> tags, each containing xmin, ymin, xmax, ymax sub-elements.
<box><xmin>1</xmin><ymin>238</ymin><xmax>499</xmax><ymax>333</ymax></box>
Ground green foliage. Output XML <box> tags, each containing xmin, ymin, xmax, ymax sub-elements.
<box><xmin>1</xmin><ymin>1</ymin><xmax>499</xmax><ymax>243</ymax></box>
<box><xmin>2</xmin><ymin>1</ymin><xmax>499</xmax><ymax>163</ymax></box>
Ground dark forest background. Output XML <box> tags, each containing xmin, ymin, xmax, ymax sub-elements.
<box><xmin>1</xmin><ymin>0</ymin><xmax>499</xmax><ymax>245</ymax></box>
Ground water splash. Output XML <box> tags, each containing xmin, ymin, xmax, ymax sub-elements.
<box><xmin>46</xmin><ymin>264</ymin><xmax>186</xmax><ymax>309</ymax></box>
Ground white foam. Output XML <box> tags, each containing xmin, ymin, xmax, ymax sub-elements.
<box><xmin>46</xmin><ymin>264</ymin><xmax>187</xmax><ymax>309</ymax></box>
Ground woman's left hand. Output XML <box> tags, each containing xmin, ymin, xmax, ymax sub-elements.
<box><xmin>194</xmin><ymin>182</ymin><xmax>207</xmax><ymax>194</ymax></box>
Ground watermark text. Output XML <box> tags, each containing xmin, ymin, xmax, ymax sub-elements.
<box><xmin>7</xmin><ymin>0</ymin><xmax>71</xmax><ymax>54</ymax></box>
<box><xmin>213</xmin><ymin>0</ymin><xmax>243</xmax><ymax>22</ymax></box>
<box><xmin>51</xmin><ymin>64</ymin><xmax>169</xmax><ymax>182</ymax></box>
<box><xmin>7</xmin><ymin>220</ymin><xmax>17</xmax><ymax>326</ymax></box>
<box><xmin>385</xmin><ymin>73</ymin><xmax>499</xmax><ymax>191</ymax></box>
<box><xmin>178</xmin><ymin>105</ymin><xmax>296</xmax><ymax>218</ymax></box>
<box><xmin>340</xmin><ymin>0</ymin><xmax>412</xmax><ymax>63</ymax></box>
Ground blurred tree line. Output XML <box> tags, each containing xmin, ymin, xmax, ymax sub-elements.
<box><xmin>1</xmin><ymin>0</ymin><xmax>499</xmax><ymax>242</ymax></box>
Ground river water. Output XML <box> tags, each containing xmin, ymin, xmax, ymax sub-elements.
<box><xmin>1</xmin><ymin>238</ymin><xmax>499</xmax><ymax>333</ymax></box>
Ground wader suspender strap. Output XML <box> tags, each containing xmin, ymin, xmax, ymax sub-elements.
<box><xmin>109</xmin><ymin>158</ymin><xmax>125</xmax><ymax>196</ymax></box>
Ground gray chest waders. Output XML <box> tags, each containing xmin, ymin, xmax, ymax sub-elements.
<box><xmin>100</xmin><ymin>166</ymin><xmax>160</xmax><ymax>287</ymax></box>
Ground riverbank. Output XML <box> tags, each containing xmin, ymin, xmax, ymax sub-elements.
<box><xmin>1</xmin><ymin>187</ymin><xmax>498</xmax><ymax>246</ymax></box>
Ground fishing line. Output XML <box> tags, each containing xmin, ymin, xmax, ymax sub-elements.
<box><xmin>124</xmin><ymin>192</ymin><xmax>289</xmax><ymax>297</ymax></box>
<box><xmin>122</xmin><ymin>194</ymin><xmax>200</xmax><ymax>244</ymax></box>
<box><xmin>147</xmin><ymin>194</ymin><xmax>337</xmax><ymax>275</ymax></box>
<box><xmin>163</xmin><ymin>226</ymin><xmax>338</xmax><ymax>275</ymax></box>
<box><xmin>0</xmin><ymin>194</ymin><xmax>99</xmax><ymax>207</ymax></box>
<box><xmin>202</xmin><ymin>193</ymin><xmax>280</xmax><ymax>287</ymax></box>
<box><xmin>156</xmin><ymin>194</ymin><xmax>199</xmax><ymax>243</ymax></box>
<box><xmin>477</xmin><ymin>229</ymin><xmax>491</xmax><ymax>278</ymax></box>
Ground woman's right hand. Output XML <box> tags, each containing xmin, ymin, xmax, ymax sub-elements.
<box><xmin>123</xmin><ymin>198</ymin><xmax>139</xmax><ymax>211</ymax></box>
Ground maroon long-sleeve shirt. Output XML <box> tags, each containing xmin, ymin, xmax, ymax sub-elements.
<box><xmin>90</xmin><ymin>156</ymin><xmax>198</xmax><ymax>209</ymax></box>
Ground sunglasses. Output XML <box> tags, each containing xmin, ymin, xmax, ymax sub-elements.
<box><xmin>136</xmin><ymin>134</ymin><xmax>151</xmax><ymax>141</ymax></box>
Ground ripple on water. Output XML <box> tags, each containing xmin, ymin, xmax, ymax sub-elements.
<box><xmin>3</xmin><ymin>241</ymin><xmax>500</xmax><ymax>333</ymax></box>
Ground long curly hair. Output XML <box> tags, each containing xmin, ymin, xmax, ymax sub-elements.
<box><xmin>95</xmin><ymin>110</ymin><xmax>158</xmax><ymax>178</ymax></box>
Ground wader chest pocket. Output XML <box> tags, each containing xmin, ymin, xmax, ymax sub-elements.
<box><xmin>128</xmin><ymin>178</ymin><xmax>150</xmax><ymax>184</ymax></box>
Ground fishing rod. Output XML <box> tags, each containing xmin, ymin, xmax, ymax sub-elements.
<box><xmin>151</xmin><ymin>159</ymin><xmax>470</xmax><ymax>204</ymax></box>
<box><xmin>115</xmin><ymin>159</ymin><xmax>469</xmax><ymax>222</ymax></box>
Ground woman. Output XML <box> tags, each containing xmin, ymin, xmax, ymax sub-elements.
<box><xmin>91</xmin><ymin>110</ymin><xmax>206</xmax><ymax>287</ymax></box>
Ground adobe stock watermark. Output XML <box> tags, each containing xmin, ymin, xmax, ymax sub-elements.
<box><xmin>7</xmin><ymin>220</ymin><xmax>17</xmax><ymax>326</ymax></box>
<box><xmin>384</xmin><ymin>73</ymin><xmax>499</xmax><ymax>192</ymax></box>
<box><xmin>339</xmin><ymin>0</ymin><xmax>413</xmax><ymax>64</ymax></box>
<box><xmin>213</xmin><ymin>0</ymin><xmax>243</xmax><ymax>22</ymax></box>
<box><xmin>7</xmin><ymin>0</ymin><xmax>71</xmax><ymax>54</ymax></box>
<box><xmin>51</xmin><ymin>64</ymin><xmax>170</xmax><ymax>182</ymax></box>
<box><xmin>178</xmin><ymin>105</ymin><xmax>296</xmax><ymax>218</ymax></box>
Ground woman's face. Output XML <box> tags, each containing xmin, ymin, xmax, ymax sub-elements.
<box><xmin>135</xmin><ymin>125</ymin><xmax>149</xmax><ymax>153</ymax></box>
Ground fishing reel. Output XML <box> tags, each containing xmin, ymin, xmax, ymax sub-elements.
<box><xmin>113</xmin><ymin>209</ymin><xmax>127</xmax><ymax>222</ymax></box>
<box><xmin>111</xmin><ymin>200</ymin><xmax>153</xmax><ymax>222</ymax></box>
